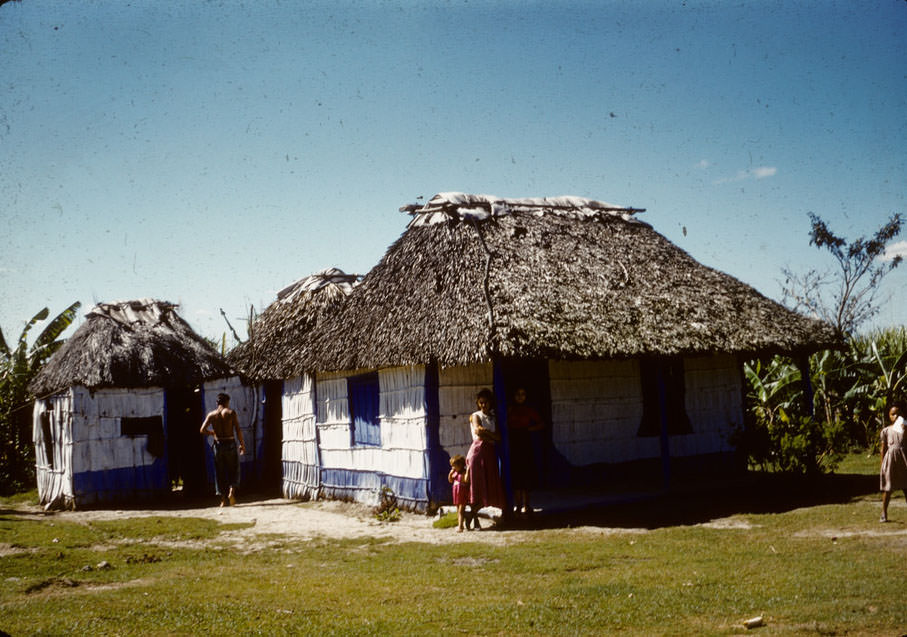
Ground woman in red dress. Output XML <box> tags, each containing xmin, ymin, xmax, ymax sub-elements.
<box><xmin>466</xmin><ymin>388</ymin><xmax>505</xmax><ymax>528</ymax></box>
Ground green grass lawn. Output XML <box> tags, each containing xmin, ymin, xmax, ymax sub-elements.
<box><xmin>1</xmin><ymin>453</ymin><xmax>904</xmax><ymax>636</ymax></box>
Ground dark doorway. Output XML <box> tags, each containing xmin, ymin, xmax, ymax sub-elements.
<box><xmin>261</xmin><ymin>381</ymin><xmax>284</xmax><ymax>495</ymax></box>
<box><xmin>495</xmin><ymin>358</ymin><xmax>553</xmax><ymax>488</ymax></box>
<box><xmin>166</xmin><ymin>387</ymin><xmax>206</xmax><ymax>496</ymax></box>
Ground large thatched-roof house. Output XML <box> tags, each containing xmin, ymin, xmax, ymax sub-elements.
<box><xmin>227</xmin><ymin>268</ymin><xmax>360</xmax><ymax>500</ymax></box>
<box><xmin>29</xmin><ymin>299</ymin><xmax>248</xmax><ymax>509</ymax></box>
<box><xmin>276</xmin><ymin>193</ymin><xmax>838</xmax><ymax>512</ymax></box>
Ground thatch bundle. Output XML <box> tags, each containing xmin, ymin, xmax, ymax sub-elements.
<box><xmin>299</xmin><ymin>193</ymin><xmax>838</xmax><ymax>372</ymax></box>
<box><xmin>227</xmin><ymin>268</ymin><xmax>359</xmax><ymax>380</ymax></box>
<box><xmin>29</xmin><ymin>300</ymin><xmax>233</xmax><ymax>395</ymax></box>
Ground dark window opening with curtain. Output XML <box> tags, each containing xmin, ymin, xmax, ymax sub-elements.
<box><xmin>349</xmin><ymin>372</ymin><xmax>381</xmax><ymax>446</ymax></box>
<box><xmin>637</xmin><ymin>357</ymin><xmax>693</xmax><ymax>437</ymax></box>
<box><xmin>40</xmin><ymin>408</ymin><xmax>54</xmax><ymax>469</ymax></box>
<box><xmin>122</xmin><ymin>415</ymin><xmax>165</xmax><ymax>457</ymax></box>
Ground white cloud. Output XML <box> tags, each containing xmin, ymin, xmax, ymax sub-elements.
<box><xmin>752</xmin><ymin>166</ymin><xmax>777</xmax><ymax>179</ymax></box>
<box><xmin>883</xmin><ymin>240</ymin><xmax>907</xmax><ymax>262</ymax></box>
<box><xmin>714</xmin><ymin>166</ymin><xmax>778</xmax><ymax>184</ymax></box>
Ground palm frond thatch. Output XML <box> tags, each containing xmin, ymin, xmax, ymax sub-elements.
<box><xmin>29</xmin><ymin>299</ymin><xmax>234</xmax><ymax>395</ymax></box>
<box><xmin>227</xmin><ymin>268</ymin><xmax>360</xmax><ymax>380</ymax></box>
<box><xmin>297</xmin><ymin>193</ymin><xmax>839</xmax><ymax>373</ymax></box>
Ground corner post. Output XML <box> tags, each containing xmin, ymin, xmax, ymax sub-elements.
<box><xmin>656</xmin><ymin>360</ymin><xmax>671</xmax><ymax>489</ymax></box>
<box><xmin>492</xmin><ymin>357</ymin><xmax>514</xmax><ymax>514</ymax></box>
<box><xmin>424</xmin><ymin>360</ymin><xmax>445</xmax><ymax>506</ymax></box>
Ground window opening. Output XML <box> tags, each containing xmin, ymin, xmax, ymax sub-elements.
<box><xmin>637</xmin><ymin>357</ymin><xmax>693</xmax><ymax>436</ymax></box>
<box><xmin>122</xmin><ymin>415</ymin><xmax>165</xmax><ymax>457</ymax></box>
<box><xmin>348</xmin><ymin>372</ymin><xmax>380</xmax><ymax>446</ymax></box>
<box><xmin>40</xmin><ymin>403</ymin><xmax>54</xmax><ymax>469</ymax></box>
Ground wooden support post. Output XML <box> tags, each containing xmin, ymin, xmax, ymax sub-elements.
<box><xmin>492</xmin><ymin>358</ymin><xmax>514</xmax><ymax>514</ymax></box>
<box><xmin>656</xmin><ymin>361</ymin><xmax>671</xmax><ymax>489</ymax></box>
<box><xmin>424</xmin><ymin>360</ymin><xmax>445</xmax><ymax>507</ymax></box>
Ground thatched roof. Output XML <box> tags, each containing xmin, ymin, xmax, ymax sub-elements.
<box><xmin>295</xmin><ymin>193</ymin><xmax>839</xmax><ymax>373</ymax></box>
<box><xmin>29</xmin><ymin>299</ymin><xmax>234</xmax><ymax>395</ymax></box>
<box><xmin>227</xmin><ymin>268</ymin><xmax>359</xmax><ymax>380</ymax></box>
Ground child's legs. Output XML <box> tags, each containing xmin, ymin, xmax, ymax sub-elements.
<box><xmin>457</xmin><ymin>504</ymin><xmax>466</xmax><ymax>527</ymax></box>
<box><xmin>882</xmin><ymin>490</ymin><xmax>891</xmax><ymax>514</ymax></box>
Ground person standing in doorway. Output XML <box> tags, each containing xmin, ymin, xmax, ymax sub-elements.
<box><xmin>466</xmin><ymin>388</ymin><xmax>506</xmax><ymax>528</ymax></box>
<box><xmin>507</xmin><ymin>387</ymin><xmax>545</xmax><ymax>515</ymax></box>
<box><xmin>200</xmin><ymin>393</ymin><xmax>246</xmax><ymax>507</ymax></box>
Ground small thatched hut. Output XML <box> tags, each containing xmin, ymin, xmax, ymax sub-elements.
<box><xmin>29</xmin><ymin>299</ymin><xmax>239</xmax><ymax>509</ymax></box>
<box><xmin>287</xmin><ymin>193</ymin><xmax>838</xmax><ymax>511</ymax></box>
<box><xmin>227</xmin><ymin>268</ymin><xmax>359</xmax><ymax>500</ymax></box>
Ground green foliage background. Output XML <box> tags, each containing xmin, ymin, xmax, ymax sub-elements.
<box><xmin>0</xmin><ymin>303</ymin><xmax>80</xmax><ymax>495</ymax></box>
<box><xmin>742</xmin><ymin>326</ymin><xmax>907</xmax><ymax>474</ymax></box>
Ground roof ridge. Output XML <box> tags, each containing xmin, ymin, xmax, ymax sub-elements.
<box><xmin>402</xmin><ymin>192</ymin><xmax>645</xmax><ymax>227</ymax></box>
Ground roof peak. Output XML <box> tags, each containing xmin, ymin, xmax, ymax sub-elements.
<box><xmin>401</xmin><ymin>192</ymin><xmax>646</xmax><ymax>227</ymax></box>
<box><xmin>86</xmin><ymin>299</ymin><xmax>177</xmax><ymax>327</ymax></box>
<box><xmin>275</xmin><ymin>267</ymin><xmax>360</xmax><ymax>304</ymax></box>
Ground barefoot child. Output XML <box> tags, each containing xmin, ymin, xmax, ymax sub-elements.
<box><xmin>448</xmin><ymin>455</ymin><xmax>470</xmax><ymax>532</ymax></box>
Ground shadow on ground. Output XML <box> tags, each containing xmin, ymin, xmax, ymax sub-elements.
<box><xmin>504</xmin><ymin>470</ymin><xmax>880</xmax><ymax>531</ymax></box>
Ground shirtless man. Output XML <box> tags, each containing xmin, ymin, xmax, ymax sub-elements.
<box><xmin>199</xmin><ymin>393</ymin><xmax>246</xmax><ymax>507</ymax></box>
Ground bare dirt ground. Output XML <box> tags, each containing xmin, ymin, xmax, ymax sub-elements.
<box><xmin>10</xmin><ymin>498</ymin><xmax>518</xmax><ymax>547</ymax></box>
<box><xmin>5</xmin><ymin>496</ymin><xmax>655</xmax><ymax>551</ymax></box>
<box><xmin>7</xmin><ymin>487</ymin><xmax>906</xmax><ymax>551</ymax></box>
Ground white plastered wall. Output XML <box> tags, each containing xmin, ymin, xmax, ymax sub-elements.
<box><xmin>670</xmin><ymin>353</ymin><xmax>742</xmax><ymax>456</ymax></box>
<box><xmin>281</xmin><ymin>374</ymin><xmax>318</xmax><ymax>499</ymax></box>
<box><xmin>33</xmin><ymin>389</ymin><xmax>73</xmax><ymax>506</ymax></box>
<box><xmin>549</xmin><ymin>359</ymin><xmax>653</xmax><ymax>466</ymax></box>
<box><xmin>69</xmin><ymin>385</ymin><xmax>164</xmax><ymax>478</ymax></box>
<box><xmin>314</xmin><ymin>366</ymin><xmax>428</xmax><ymax>505</ymax></box>
<box><xmin>549</xmin><ymin>355</ymin><xmax>742</xmax><ymax>466</ymax></box>
<box><xmin>437</xmin><ymin>362</ymin><xmax>493</xmax><ymax>461</ymax></box>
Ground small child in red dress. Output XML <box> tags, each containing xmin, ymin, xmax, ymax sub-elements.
<box><xmin>448</xmin><ymin>455</ymin><xmax>470</xmax><ymax>532</ymax></box>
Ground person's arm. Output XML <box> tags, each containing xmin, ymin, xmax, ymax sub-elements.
<box><xmin>448</xmin><ymin>469</ymin><xmax>456</xmax><ymax>484</ymax></box>
<box><xmin>470</xmin><ymin>413</ymin><xmax>482</xmax><ymax>438</ymax></box>
<box><xmin>471</xmin><ymin>414</ymin><xmax>499</xmax><ymax>441</ymax></box>
<box><xmin>199</xmin><ymin>413</ymin><xmax>213</xmax><ymax>436</ymax></box>
<box><xmin>880</xmin><ymin>430</ymin><xmax>887</xmax><ymax>468</ymax></box>
<box><xmin>529</xmin><ymin>407</ymin><xmax>545</xmax><ymax>432</ymax></box>
<box><xmin>462</xmin><ymin>467</ymin><xmax>470</xmax><ymax>485</ymax></box>
<box><xmin>232</xmin><ymin>411</ymin><xmax>246</xmax><ymax>455</ymax></box>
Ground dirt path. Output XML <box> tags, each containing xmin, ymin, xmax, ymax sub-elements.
<box><xmin>15</xmin><ymin>499</ymin><xmax>543</xmax><ymax>547</ymax></box>
<box><xmin>10</xmin><ymin>497</ymin><xmax>904</xmax><ymax>551</ymax></box>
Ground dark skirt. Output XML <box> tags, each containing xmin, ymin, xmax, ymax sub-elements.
<box><xmin>508</xmin><ymin>429</ymin><xmax>536</xmax><ymax>490</ymax></box>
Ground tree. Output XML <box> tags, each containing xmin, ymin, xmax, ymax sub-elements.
<box><xmin>782</xmin><ymin>212</ymin><xmax>903</xmax><ymax>338</ymax></box>
<box><xmin>0</xmin><ymin>302</ymin><xmax>81</xmax><ymax>494</ymax></box>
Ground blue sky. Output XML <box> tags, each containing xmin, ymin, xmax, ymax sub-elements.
<box><xmin>1</xmin><ymin>0</ymin><xmax>905</xmax><ymax>345</ymax></box>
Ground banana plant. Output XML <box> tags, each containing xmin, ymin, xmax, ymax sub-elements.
<box><xmin>1</xmin><ymin>302</ymin><xmax>81</xmax><ymax>494</ymax></box>
<box><xmin>0</xmin><ymin>302</ymin><xmax>81</xmax><ymax>392</ymax></box>
<box><xmin>744</xmin><ymin>356</ymin><xmax>803</xmax><ymax>426</ymax></box>
<box><xmin>871</xmin><ymin>338</ymin><xmax>907</xmax><ymax>400</ymax></box>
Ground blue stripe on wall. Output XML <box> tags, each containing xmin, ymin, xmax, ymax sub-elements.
<box><xmin>72</xmin><ymin>460</ymin><xmax>169</xmax><ymax>504</ymax></box>
<box><xmin>320</xmin><ymin>468</ymin><xmax>429</xmax><ymax>508</ymax></box>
